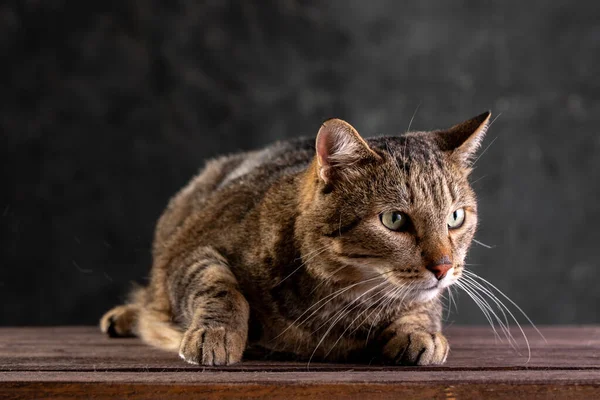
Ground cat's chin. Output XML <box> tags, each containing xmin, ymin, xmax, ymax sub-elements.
<box><xmin>385</xmin><ymin>281</ymin><xmax>444</xmax><ymax>303</ymax></box>
<box><xmin>413</xmin><ymin>285</ymin><xmax>442</xmax><ymax>302</ymax></box>
<box><xmin>411</xmin><ymin>278</ymin><xmax>459</xmax><ymax>303</ymax></box>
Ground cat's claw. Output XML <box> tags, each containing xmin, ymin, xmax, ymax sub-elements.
<box><xmin>179</xmin><ymin>326</ymin><xmax>245</xmax><ymax>366</ymax></box>
<box><xmin>383</xmin><ymin>330</ymin><xmax>449</xmax><ymax>366</ymax></box>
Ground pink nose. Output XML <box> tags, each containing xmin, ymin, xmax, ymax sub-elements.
<box><xmin>427</xmin><ymin>263</ymin><xmax>452</xmax><ymax>280</ymax></box>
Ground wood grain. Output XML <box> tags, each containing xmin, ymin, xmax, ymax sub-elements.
<box><xmin>0</xmin><ymin>326</ymin><xmax>599</xmax><ymax>399</ymax></box>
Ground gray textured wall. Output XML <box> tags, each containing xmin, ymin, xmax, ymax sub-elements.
<box><xmin>1</xmin><ymin>1</ymin><xmax>599</xmax><ymax>326</ymax></box>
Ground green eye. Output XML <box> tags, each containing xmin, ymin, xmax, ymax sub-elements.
<box><xmin>380</xmin><ymin>211</ymin><xmax>409</xmax><ymax>231</ymax></box>
<box><xmin>447</xmin><ymin>208</ymin><xmax>466</xmax><ymax>229</ymax></box>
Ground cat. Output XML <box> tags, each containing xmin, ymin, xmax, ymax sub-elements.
<box><xmin>100</xmin><ymin>111</ymin><xmax>491</xmax><ymax>366</ymax></box>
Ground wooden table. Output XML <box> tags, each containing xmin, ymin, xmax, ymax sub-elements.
<box><xmin>0</xmin><ymin>326</ymin><xmax>598</xmax><ymax>399</ymax></box>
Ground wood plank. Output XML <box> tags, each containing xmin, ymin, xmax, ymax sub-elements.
<box><xmin>1</xmin><ymin>371</ymin><xmax>599</xmax><ymax>400</ymax></box>
<box><xmin>0</xmin><ymin>326</ymin><xmax>598</xmax><ymax>371</ymax></box>
<box><xmin>2</xmin><ymin>370</ymin><xmax>600</xmax><ymax>384</ymax></box>
<box><xmin>0</xmin><ymin>326</ymin><xmax>598</xmax><ymax>399</ymax></box>
<box><xmin>2</xmin><ymin>381</ymin><xmax>599</xmax><ymax>400</ymax></box>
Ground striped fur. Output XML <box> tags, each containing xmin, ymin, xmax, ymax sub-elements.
<box><xmin>101</xmin><ymin>112</ymin><xmax>491</xmax><ymax>366</ymax></box>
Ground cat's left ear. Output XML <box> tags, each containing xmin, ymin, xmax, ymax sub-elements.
<box><xmin>434</xmin><ymin>111</ymin><xmax>491</xmax><ymax>167</ymax></box>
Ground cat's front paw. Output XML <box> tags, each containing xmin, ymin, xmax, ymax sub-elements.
<box><xmin>179</xmin><ymin>326</ymin><xmax>246</xmax><ymax>366</ymax></box>
<box><xmin>382</xmin><ymin>330</ymin><xmax>449</xmax><ymax>366</ymax></box>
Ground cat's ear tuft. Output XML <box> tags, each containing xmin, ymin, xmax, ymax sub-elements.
<box><xmin>435</xmin><ymin>111</ymin><xmax>491</xmax><ymax>167</ymax></box>
<box><xmin>315</xmin><ymin>118</ymin><xmax>379</xmax><ymax>184</ymax></box>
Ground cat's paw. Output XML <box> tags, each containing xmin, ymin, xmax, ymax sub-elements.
<box><xmin>382</xmin><ymin>330</ymin><xmax>449</xmax><ymax>366</ymax></box>
<box><xmin>179</xmin><ymin>326</ymin><xmax>246</xmax><ymax>366</ymax></box>
<box><xmin>100</xmin><ymin>305</ymin><xmax>137</xmax><ymax>338</ymax></box>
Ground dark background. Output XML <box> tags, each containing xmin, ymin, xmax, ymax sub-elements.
<box><xmin>2</xmin><ymin>1</ymin><xmax>599</xmax><ymax>326</ymax></box>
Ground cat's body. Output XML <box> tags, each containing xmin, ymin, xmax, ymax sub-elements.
<box><xmin>101</xmin><ymin>112</ymin><xmax>491</xmax><ymax>365</ymax></box>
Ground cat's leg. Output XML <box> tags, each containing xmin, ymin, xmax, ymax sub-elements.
<box><xmin>170</xmin><ymin>246</ymin><xmax>250</xmax><ymax>366</ymax></box>
<box><xmin>379</xmin><ymin>306</ymin><xmax>449</xmax><ymax>366</ymax></box>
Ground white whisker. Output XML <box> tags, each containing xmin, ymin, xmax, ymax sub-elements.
<box><xmin>471</xmin><ymin>136</ymin><xmax>498</xmax><ymax>167</ymax></box>
<box><xmin>309</xmin><ymin>264</ymin><xmax>349</xmax><ymax>295</ymax></box>
<box><xmin>406</xmin><ymin>103</ymin><xmax>421</xmax><ymax>133</ymax></box>
<box><xmin>455</xmin><ymin>280</ymin><xmax>506</xmax><ymax>343</ymax></box>
<box><xmin>366</xmin><ymin>281</ymin><xmax>415</xmax><ymax>343</ymax></box>
<box><xmin>461</xmin><ymin>278</ymin><xmax>526</xmax><ymax>358</ymax></box>
<box><xmin>307</xmin><ymin>281</ymin><xmax>389</xmax><ymax>368</ymax></box>
<box><xmin>443</xmin><ymin>286</ymin><xmax>457</xmax><ymax>321</ymax></box>
<box><xmin>470</xmin><ymin>175</ymin><xmax>487</xmax><ymax>185</ymax></box>
<box><xmin>365</xmin><ymin>286</ymin><xmax>398</xmax><ymax>343</ymax></box>
<box><xmin>311</xmin><ymin>282</ymin><xmax>385</xmax><ymax>335</ymax></box>
<box><xmin>353</xmin><ymin>285</ymin><xmax>401</xmax><ymax>339</ymax></box>
<box><xmin>275</xmin><ymin>269</ymin><xmax>399</xmax><ymax>342</ymax></box>
<box><xmin>458</xmin><ymin>278</ymin><xmax>520</xmax><ymax>351</ymax></box>
<box><xmin>274</xmin><ymin>279</ymin><xmax>374</xmax><ymax>341</ymax></box>
<box><xmin>294</xmin><ymin>243</ymin><xmax>330</xmax><ymax>261</ymax></box>
<box><xmin>324</xmin><ymin>285</ymin><xmax>392</xmax><ymax>358</ymax></box>
<box><xmin>276</xmin><ymin>246</ymin><xmax>329</xmax><ymax>286</ymax></box>
<box><xmin>463</xmin><ymin>270</ymin><xmax>546</xmax><ymax>343</ymax></box>
<box><xmin>488</xmin><ymin>112</ymin><xmax>503</xmax><ymax>127</ymax></box>
<box><xmin>473</xmin><ymin>239</ymin><xmax>494</xmax><ymax>249</ymax></box>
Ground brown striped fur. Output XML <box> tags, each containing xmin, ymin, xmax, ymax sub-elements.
<box><xmin>101</xmin><ymin>112</ymin><xmax>491</xmax><ymax>366</ymax></box>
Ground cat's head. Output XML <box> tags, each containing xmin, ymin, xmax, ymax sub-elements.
<box><xmin>299</xmin><ymin>112</ymin><xmax>491</xmax><ymax>303</ymax></box>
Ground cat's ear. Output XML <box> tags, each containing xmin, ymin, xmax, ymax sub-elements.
<box><xmin>315</xmin><ymin>118</ymin><xmax>380</xmax><ymax>184</ymax></box>
<box><xmin>434</xmin><ymin>111</ymin><xmax>491</xmax><ymax>167</ymax></box>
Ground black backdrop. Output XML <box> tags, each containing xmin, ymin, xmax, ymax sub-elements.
<box><xmin>2</xmin><ymin>1</ymin><xmax>599</xmax><ymax>326</ymax></box>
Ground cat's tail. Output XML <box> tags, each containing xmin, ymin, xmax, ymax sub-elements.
<box><xmin>100</xmin><ymin>286</ymin><xmax>182</xmax><ymax>352</ymax></box>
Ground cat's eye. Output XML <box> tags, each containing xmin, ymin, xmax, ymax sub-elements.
<box><xmin>447</xmin><ymin>208</ymin><xmax>466</xmax><ymax>229</ymax></box>
<box><xmin>380</xmin><ymin>211</ymin><xmax>409</xmax><ymax>231</ymax></box>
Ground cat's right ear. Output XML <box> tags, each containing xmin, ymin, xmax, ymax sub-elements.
<box><xmin>432</xmin><ymin>111</ymin><xmax>492</xmax><ymax>168</ymax></box>
<box><xmin>315</xmin><ymin>119</ymin><xmax>380</xmax><ymax>185</ymax></box>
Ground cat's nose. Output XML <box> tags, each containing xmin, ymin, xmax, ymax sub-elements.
<box><xmin>426</xmin><ymin>256</ymin><xmax>453</xmax><ymax>280</ymax></box>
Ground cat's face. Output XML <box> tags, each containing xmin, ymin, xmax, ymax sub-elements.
<box><xmin>302</xmin><ymin>113</ymin><xmax>490</xmax><ymax>303</ymax></box>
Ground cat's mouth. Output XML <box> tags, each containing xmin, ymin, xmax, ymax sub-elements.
<box><xmin>416</xmin><ymin>281</ymin><xmax>442</xmax><ymax>292</ymax></box>
<box><xmin>404</xmin><ymin>281</ymin><xmax>444</xmax><ymax>303</ymax></box>
<box><xmin>421</xmin><ymin>283</ymin><xmax>439</xmax><ymax>291</ymax></box>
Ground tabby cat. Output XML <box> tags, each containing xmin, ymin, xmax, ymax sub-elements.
<box><xmin>101</xmin><ymin>111</ymin><xmax>491</xmax><ymax>366</ymax></box>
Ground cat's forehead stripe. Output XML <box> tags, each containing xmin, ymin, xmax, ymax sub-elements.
<box><xmin>371</xmin><ymin>136</ymin><xmax>458</xmax><ymax>209</ymax></box>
